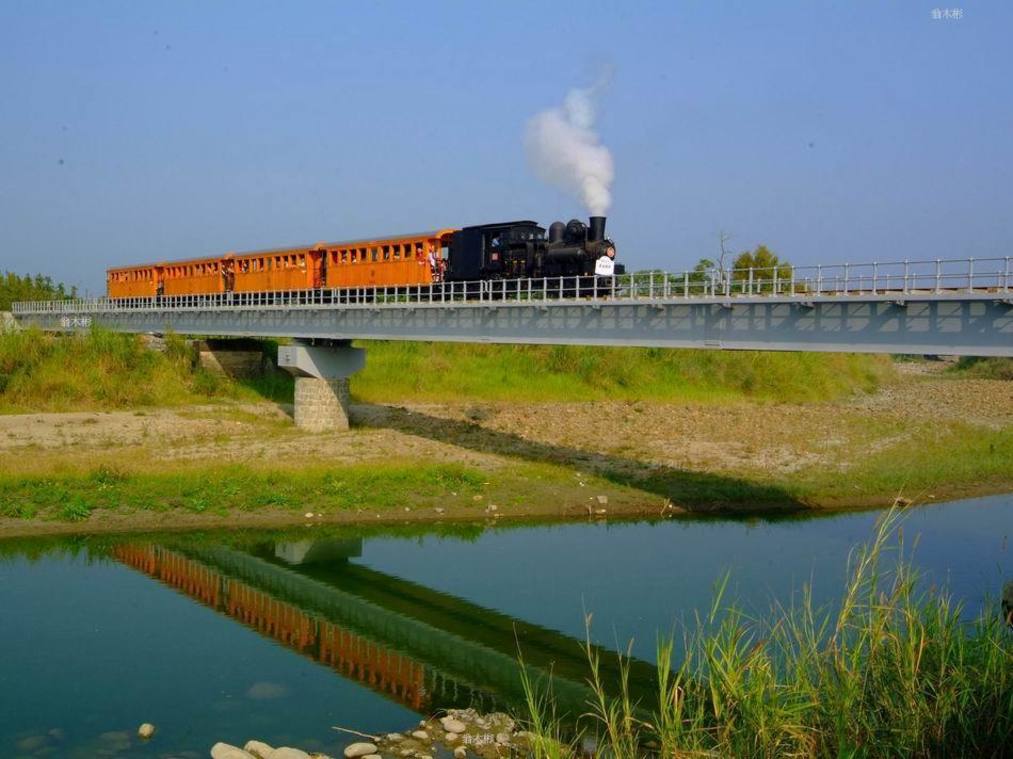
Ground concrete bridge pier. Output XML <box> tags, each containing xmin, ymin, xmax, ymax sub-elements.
<box><xmin>278</xmin><ymin>341</ymin><xmax>365</xmax><ymax>432</ymax></box>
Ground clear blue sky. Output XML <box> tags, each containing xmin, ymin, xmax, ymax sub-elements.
<box><xmin>2</xmin><ymin>1</ymin><xmax>1010</xmax><ymax>294</ymax></box>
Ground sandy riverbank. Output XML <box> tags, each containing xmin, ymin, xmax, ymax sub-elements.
<box><xmin>1</xmin><ymin>365</ymin><xmax>1010</xmax><ymax>537</ymax></box>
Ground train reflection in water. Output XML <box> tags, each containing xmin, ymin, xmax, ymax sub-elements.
<box><xmin>112</xmin><ymin>538</ymin><xmax>657</xmax><ymax>718</ymax></box>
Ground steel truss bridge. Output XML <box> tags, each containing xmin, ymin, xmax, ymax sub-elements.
<box><xmin>12</xmin><ymin>257</ymin><xmax>1013</xmax><ymax>356</ymax></box>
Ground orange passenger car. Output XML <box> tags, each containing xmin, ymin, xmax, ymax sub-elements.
<box><xmin>321</xmin><ymin>229</ymin><xmax>455</xmax><ymax>289</ymax></box>
<box><xmin>161</xmin><ymin>256</ymin><xmax>229</xmax><ymax>296</ymax></box>
<box><xmin>107</xmin><ymin>265</ymin><xmax>162</xmax><ymax>298</ymax></box>
<box><xmin>105</xmin><ymin>228</ymin><xmax>459</xmax><ymax>298</ymax></box>
<box><xmin>232</xmin><ymin>247</ymin><xmax>323</xmax><ymax>292</ymax></box>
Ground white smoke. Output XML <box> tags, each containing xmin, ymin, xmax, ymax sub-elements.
<box><xmin>525</xmin><ymin>83</ymin><xmax>614</xmax><ymax>216</ymax></box>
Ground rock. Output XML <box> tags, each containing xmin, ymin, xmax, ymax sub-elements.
<box><xmin>434</xmin><ymin>507</ymin><xmax>445</xmax><ymax>514</ymax></box>
<box><xmin>211</xmin><ymin>744</ymin><xmax>256</xmax><ymax>759</ymax></box>
<box><xmin>243</xmin><ymin>741</ymin><xmax>274</xmax><ymax>759</ymax></box>
<box><xmin>410</xmin><ymin>730</ymin><xmax>430</xmax><ymax>741</ymax></box>
<box><xmin>384</xmin><ymin>733</ymin><xmax>404</xmax><ymax>742</ymax></box>
<box><xmin>893</xmin><ymin>496</ymin><xmax>913</xmax><ymax>508</ymax></box>
<box><xmin>138</xmin><ymin>723</ymin><xmax>156</xmax><ymax>739</ymax></box>
<box><xmin>362</xmin><ymin>755</ymin><xmax>381</xmax><ymax>759</ymax></box>
<box><xmin>268</xmin><ymin>749</ymin><xmax>310</xmax><ymax>759</ymax></box>
<box><xmin>495</xmin><ymin>733</ymin><xmax>511</xmax><ymax>745</ymax></box>
<box><xmin>445</xmin><ymin>732</ymin><xmax>458</xmax><ymax>743</ymax></box>
<box><xmin>16</xmin><ymin>736</ymin><xmax>47</xmax><ymax>751</ymax></box>
<box><xmin>454</xmin><ymin>747</ymin><xmax>467</xmax><ymax>759</ymax></box>
<box><xmin>440</xmin><ymin>717</ymin><xmax>467</xmax><ymax>734</ymax></box>
<box><xmin>596</xmin><ymin>495</ymin><xmax>608</xmax><ymax>505</ymax></box>
<box><xmin>487</xmin><ymin>504</ymin><xmax>497</xmax><ymax>512</ymax></box>
<box><xmin>304</xmin><ymin>512</ymin><xmax>315</xmax><ymax>518</ymax></box>
<box><xmin>343</xmin><ymin>743</ymin><xmax>378</xmax><ymax>759</ymax></box>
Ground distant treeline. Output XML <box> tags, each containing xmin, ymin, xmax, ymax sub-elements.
<box><xmin>0</xmin><ymin>272</ymin><xmax>77</xmax><ymax>310</ymax></box>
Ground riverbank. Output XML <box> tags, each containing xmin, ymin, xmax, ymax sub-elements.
<box><xmin>1</xmin><ymin>362</ymin><xmax>1010</xmax><ymax>537</ymax></box>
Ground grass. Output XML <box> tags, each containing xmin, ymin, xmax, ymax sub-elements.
<box><xmin>951</xmin><ymin>356</ymin><xmax>1013</xmax><ymax>381</ymax></box>
<box><xmin>519</xmin><ymin>509</ymin><xmax>1013</xmax><ymax>758</ymax></box>
<box><xmin>348</xmin><ymin>342</ymin><xmax>894</xmax><ymax>404</ymax></box>
<box><xmin>784</xmin><ymin>423</ymin><xmax>1013</xmax><ymax>506</ymax></box>
<box><xmin>0</xmin><ymin>461</ymin><xmax>492</xmax><ymax>521</ymax></box>
<box><xmin>0</xmin><ymin>458</ymin><xmax>664</xmax><ymax>525</ymax></box>
<box><xmin>1</xmin><ymin>330</ymin><xmax>892</xmax><ymax>412</ymax></box>
<box><xmin>0</xmin><ymin>327</ymin><xmax>289</xmax><ymax>412</ymax></box>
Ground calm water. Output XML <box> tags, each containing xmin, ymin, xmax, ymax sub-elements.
<box><xmin>1</xmin><ymin>495</ymin><xmax>1009</xmax><ymax>758</ymax></box>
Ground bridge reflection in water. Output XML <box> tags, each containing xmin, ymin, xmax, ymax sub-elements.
<box><xmin>112</xmin><ymin>539</ymin><xmax>658</xmax><ymax>717</ymax></box>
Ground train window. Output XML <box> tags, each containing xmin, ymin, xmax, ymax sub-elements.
<box><xmin>370</xmin><ymin>247</ymin><xmax>378</xmax><ymax>262</ymax></box>
<box><xmin>382</xmin><ymin>245</ymin><xmax>390</xmax><ymax>261</ymax></box>
<box><xmin>341</xmin><ymin>250</ymin><xmax>348</xmax><ymax>263</ymax></box>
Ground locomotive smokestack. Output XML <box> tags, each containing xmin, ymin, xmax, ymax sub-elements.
<box><xmin>588</xmin><ymin>216</ymin><xmax>606</xmax><ymax>242</ymax></box>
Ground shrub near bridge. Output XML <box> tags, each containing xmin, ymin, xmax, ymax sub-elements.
<box><xmin>0</xmin><ymin>328</ymin><xmax>228</xmax><ymax>411</ymax></box>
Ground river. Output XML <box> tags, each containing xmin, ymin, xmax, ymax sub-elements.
<box><xmin>1</xmin><ymin>494</ymin><xmax>1009</xmax><ymax>758</ymax></box>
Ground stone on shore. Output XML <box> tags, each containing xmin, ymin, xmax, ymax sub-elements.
<box><xmin>343</xmin><ymin>742</ymin><xmax>378</xmax><ymax>758</ymax></box>
<box><xmin>138</xmin><ymin>723</ymin><xmax>156</xmax><ymax>739</ymax></box>
<box><xmin>440</xmin><ymin>717</ymin><xmax>467</xmax><ymax>734</ymax></box>
<box><xmin>454</xmin><ymin>747</ymin><xmax>467</xmax><ymax>759</ymax></box>
<box><xmin>267</xmin><ymin>748</ymin><xmax>310</xmax><ymax>759</ymax></box>
<box><xmin>244</xmin><ymin>741</ymin><xmax>274</xmax><ymax>758</ymax></box>
<box><xmin>211</xmin><ymin>743</ymin><xmax>256</xmax><ymax>759</ymax></box>
<box><xmin>410</xmin><ymin>730</ymin><xmax>430</xmax><ymax>741</ymax></box>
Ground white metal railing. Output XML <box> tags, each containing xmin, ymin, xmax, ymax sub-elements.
<box><xmin>11</xmin><ymin>256</ymin><xmax>1011</xmax><ymax>315</ymax></box>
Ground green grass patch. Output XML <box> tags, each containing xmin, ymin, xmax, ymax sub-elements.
<box><xmin>350</xmin><ymin>342</ymin><xmax>893</xmax><ymax>404</ymax></box>
<box><xmin>951</xmin><ymin>356</ymin><xmax>1013</xmax><ymax>381</ymax></box>
<box><xmin>0</xmin><ymin>327</ymin><xmax>291</xmax><ymax>412</ymax></box>
<box><xmin>0</xmin><ymin>462</ymin><xmax>494</xmax><ymax>521</ymax></box>
<box><xmin>784</xmin><ymin>423</ymin><xmax>1013</xmax><ymax>506</ymax></box>
<box><xmin>2</xmin><ymin>330</ymin><xmax>892</xmax><ymax>412</ymax></box>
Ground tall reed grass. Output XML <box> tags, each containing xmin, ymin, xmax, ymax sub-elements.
<box><xmin>519</xmin><ymin>509</ymin><xmax>1012</xmax><ymax>757</ymax></box>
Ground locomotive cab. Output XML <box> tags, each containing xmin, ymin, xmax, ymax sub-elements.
<box><xmin>447</xmin><ymin>220</ymin><xmax>545</xmax><ymax>281</ymax></box>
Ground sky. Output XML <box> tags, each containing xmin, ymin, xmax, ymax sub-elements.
<box><xmin>1</xmin><ymin>1</ymin><xmax>1011</xmax><ymax>294</ymax></box>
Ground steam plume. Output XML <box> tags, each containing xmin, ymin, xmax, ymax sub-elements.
<box><xmin>525</xmin><ymin>82</ymin><xmax>614</xmax><ymax>216</ymax></box>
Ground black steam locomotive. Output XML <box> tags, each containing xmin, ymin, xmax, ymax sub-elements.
<box><xmin>446</xmin><ymin>215</ymin><xmax>621</xmax><ymax>281</ymax></box>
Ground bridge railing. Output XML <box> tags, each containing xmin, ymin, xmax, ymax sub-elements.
<box><xmin>11</xmin><ymin>256</ymin><xmax>1010</xmax><ymax>315</ymax></box>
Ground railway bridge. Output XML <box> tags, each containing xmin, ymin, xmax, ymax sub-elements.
<box><xmin>12</xmin><ymin>256</ymin><xmax>1013</xmax><ymax>429</ymax></box>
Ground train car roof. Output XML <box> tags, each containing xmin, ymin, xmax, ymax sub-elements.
<box><xmin>459</xmin><ymin>220</ymin><xmax>542</xmax><ymax>231</ymax></box>
<box><xmin>232</xmin><ymin>228</ymin><xmax>458</xmax><ymax>257</ymax></box>
<box><xmin>107</xmin><ymin>228</ymin><xmax>460</xmax><ymax>271</ymax></box>
<box><xmin>107</xmin><ymin>255</ymin><xmax>225</xmax><ymax>273</ymax></box>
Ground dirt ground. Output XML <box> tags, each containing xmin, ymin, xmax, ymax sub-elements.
<box><xmin>1</xmin><ymin>369</ymin><xmax>1010</xmax><ymax>536</ymax></box>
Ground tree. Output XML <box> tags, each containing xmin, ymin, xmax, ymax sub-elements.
<box><xmin>0</xmin><ymin>272</ymin><xmax>77</xmax><ymax>311</ymax></box>
<box><xmin>730</xmin><ymin>245</ymin><xmax>792</xmax><ymax>292</ymax></box>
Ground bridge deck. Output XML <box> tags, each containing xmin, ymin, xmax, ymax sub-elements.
<box><xmin>11</xmin><ymin>258</ymin><xmax>1013</xmax><ymax>356</ymax></box>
